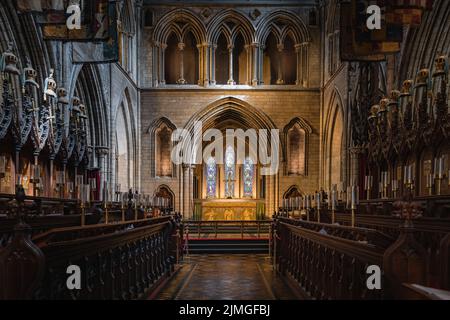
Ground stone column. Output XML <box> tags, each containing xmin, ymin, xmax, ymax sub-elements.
<box><xmin>302</xmin><ymin>42</ymin><xmax>309</xmax><ymax>87</ymax></box>
<box><xmin>152</xmin><ymin>42</ymin><xmax>159</xmax><ymax>87</ymax></box>
<box><xmin>244</xmin><ymin>44</ymin><xmax>251</xmax><ymax>85</ymax></box>
<box><xmin>251</xmin><ymin>43</ymin><xmax>259</xmax><ymax>86</ymax></box>
<box><xmin>204</xmin><ymin>44</ymin><xmax>210</xmax><ymax>87</ymax></box>
<box><xmin>178</xmin><ymin>164</ymin><xmax>184</xmax><ymax>214</ymax></box>
<box><xmin>183</xmin><ymin>165</ymin><xmax>190</xmax><ymax>218</ymax></box>
<box><xmin>258</xmin><ymin>45</ymin><xmax>265</xmax><ymax>85</ymax></box>
<box><xmin>227</xmin><ymin>45</ymin><xmax>235</xmax><ymax>85</ymax></box>
<box><xmin>189</xmin><ymin>165</ymin><xmax>195</xmax><ymax>218</ymax></box>
<box><xmin>197</xmin><ymin>44</ymin><xmax>204</xmax><ymax>86</ymax></box>
<box><xmin>210</xmin><ymin>44</ymin><xmax>217</xmax><ymax>85</ymax></box>
<box><xmin>276</xmin><ymin>44</ymin><xmax>284</xmax><ymax>85</ymax></box>
<box><xmin>295</xmin><ymin>44</ymin><xmax>302</xmax><ymax>86</ymax></box>
<box><xmin>177</xmin><ymin>42</ymin><xmax>186</xmax><ymax>84</ymax></box>
<box><xmin>96</xmin><ymin>146</ymin><xmax>109</xmax><ymax>201</ymax></box>
<box><xmin>198</xmin><ymin>43</ymin><xmax>210</xmax><ymax>87</ymax></box>
<box><xmin>160</xmin><ymin>43</ymin><xmax>167</xmax><ymax>85</ymax></box>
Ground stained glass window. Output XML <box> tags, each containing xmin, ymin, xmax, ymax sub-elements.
<box><xmin>206</xmin><ymin>157</ymin><xmax>217</xmax><ymax>198</ymax></box>
<box><xmin>225</xmin><ymin>146</ymin><xmax>235</xmax><ymax>198</ymax></box>
<box><xmin>244</xmin><ymin>158</ymin><xmax>254</xmax><ymax>197</ymax></box>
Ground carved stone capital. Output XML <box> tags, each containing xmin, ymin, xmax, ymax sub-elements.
<box><xmin>96</xmin><ymin>146</ymin><xmax>110</xmax><ymax>157</ymax></box>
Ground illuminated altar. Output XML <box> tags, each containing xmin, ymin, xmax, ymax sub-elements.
<box><xmin>201</xmin><ymin>200</ymin><xmax>257</xmax><ymax>220</ymax></box>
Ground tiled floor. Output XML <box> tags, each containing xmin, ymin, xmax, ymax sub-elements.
<box><xmin>156</xmin><ymin>254</ymin><xmax>298</xmax><ymax>300</ymax></box>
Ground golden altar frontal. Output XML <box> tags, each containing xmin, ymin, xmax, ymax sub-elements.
<box><xmin>201</xmin><ymin>200</ymin><xmax>258</xmax><ymax>221</ymax></box>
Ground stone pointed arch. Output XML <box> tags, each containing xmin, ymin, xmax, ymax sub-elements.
<box><xmin>322</xmin><ymin>88</ymin><xmax>346</xmax><ymax>190</ymax></box>
<box><xmin>113</xmin><ymin>87</ymin><xmax>137</xmax><ymax>192</ymax></box>
<box><xmin>208</xmin><ymin>9</ymin><xmax>255</xmax><ymax>46</ymax></box>
<box><xmin>283</xmin><ymin>117</ymin><xmax>313</xmax><ymax>176</ymax></box>
<box><xmin>181</xmin><ymin>97</ymin><xmax>279</xmax><ymax>166</ymax></box>
<box><xmin>147</xmin><ymin>117</ymin><xmax>177</xmax><ymax>178</ymax></box>
<box><xmin>283</xmin><ymin>185</ymin><xmax>304</xmax><ymax>199</ymax></box>
<box><xmin>256</xmin><ymin>10</ymin><xmax>311</xmax><ymax>46</ymax></box>
<box><xmin>153</xmin><ymin>8</ymin><xmax>207</xmax><ymax>45</ymax></box>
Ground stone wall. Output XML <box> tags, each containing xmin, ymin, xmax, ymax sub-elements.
<box><xmin>140</xmin><ymin>88</ymin><xmax>321</xmax><ymax>215</ymax></box>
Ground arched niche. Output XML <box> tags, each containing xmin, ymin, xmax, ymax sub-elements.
<box><xmin>183</xmin><ymin>31</ymin><xmax>199</xmax><ymax>85</ymax></box>
<box><xmin>165</xmin><ymin>32</ymin><xmax>180</xmax><ymax>84</ymax></box>
<box><xmin>155</xmin><ymin>123</ymin><xmax>174</xmax><ymax>178</ymax></box>
<box><xmin>263</xmin><ymin>32</ymin><xmax>278</xmax><ymax>85</ymax></box>
<box><xmin>215</xmin><ymin>33</ymin><xmax>229</xmax><ymax>85</ymax></box>
<box><xmin>282</xmin><ymin>35</ymin><xmax>297</xmax><ymax>85</ymax></box>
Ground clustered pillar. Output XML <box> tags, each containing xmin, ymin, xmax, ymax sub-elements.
<box><xmin>227</xmin><ymin>45</ymin><xmax>235</xmax><ymax>85</ymax></box>
<box><xmin>177</xmin><ymin>42</ymin><xmax>186</xmax><ymax>85</ymax></box>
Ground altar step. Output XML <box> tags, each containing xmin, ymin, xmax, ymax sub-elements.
<box><xmin>186</xmin><ymin>239</ymin><xmax>269</xmax><ymax>254</ymax></box>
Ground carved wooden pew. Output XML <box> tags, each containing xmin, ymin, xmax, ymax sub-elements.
<box><xmin>0</xmin><ymin>194</ymin><xmax>103</xmax><ymax>248</ymax></box>
<box><xmin>322</xmin><ymin>212</ymin><xmax>450</xmax><ymax>290</ymax></box>
<box><xmin>274</xmin><ymin>219</ymin><xmax>385</xmax><ymax>300</ymax></box>
<box><xmin>275</xmin><ymin>215</ymin><xmax>450</xmax><ymax>299</ymax></box>
<box><xmin>276</xmin><ymin>217</ymin><xmax>394</xmax><ymax>250</ymax></box>
<box><xmin>0</xmin><ymin>214</ymin><xmax>182</xmax><ymax>300</ymax></box>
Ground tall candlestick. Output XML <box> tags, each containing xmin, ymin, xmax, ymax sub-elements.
<box><xmin>439</xmin><ymin>157</ymin><xmax>444</xmax><ymax>178</ymax></box>
<box><xmin>408</xmin><ymin>165</ymin><xmax>413</xmax><ymax>185</ymax></box>
<box><xmin>316</xmin><ymin>192</ymin><xmax>321</xmax><ymax>223</ymax></box>
<box><xmin>331</xmin><ymin>189</ymin><xmax>336</xmax><ymax>224</ymax></box>
<box><xmin>351</xmin><ymin>186</ymin><xmax>356</xmax><ymax>228</ymax></box>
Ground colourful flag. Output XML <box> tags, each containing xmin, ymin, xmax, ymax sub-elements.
<box><xmin>42</xmin><ymin>0</ymin><xmax>110</xmax><ymax>41</ymax></box>
<box><xmin>340</xmin><ymin>0</ymin><xmax>401</xmax><ymax>61</ymax></box>
<box><xmin>71</xmin><ymin>1</ymin><xmax>118</xmax><ymax>63</ymax></box>
<box><xmin>16</xmin><ymin>0</ymin><xmax>66</xmax><ymax>12</ymax></box>
<box><xmin>389</xmin><ymin>0</ymin><xmax>434</xmax><ymax>26</ymax></box>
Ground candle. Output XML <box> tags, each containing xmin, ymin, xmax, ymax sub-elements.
<box><xmin>351</xmin><ymin>185</ymin><xmax>357</xmax><ymax>210</ymax></box>
<box><xmin>408</xmin><ymin>165</ymin><xmax>413</xmax><ymax>184</ymax></box>
<box><xmin>391</xmin><ymin>180</ymin><xmax>396</xmax><ymax>192</ymax></box>
<box><xmin>426</xmin><ymin>173</ymin><xmax>433</xmax><ymax>188</ymax></box>
<box><xmin>67</xmin><ymin>182</ymin><xmax>74</xmax><ymax>193</ymax></box>
<box><xmin>76</xmin><ymin>175</ymin><xmax>84</xmax><ymax>187</ymax></box>
<box><xmin>316</xmin><ymin>192</ymin><xmax>321</xmax><ymax>210</ymax></box>
<box><xmin>438</xmin><ymin>157</ymin><xmax>444</xmax><ymax>179</ymax></box>
<box><xmin>85</xmin><ymin>184</ymin><xmax>90</xmax><ymax>204</ymax></box>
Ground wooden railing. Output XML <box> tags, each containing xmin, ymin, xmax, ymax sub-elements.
<box><xmin>185</xmin><ymin>220</ymin><xmax>271</xmax><ymax>239</ymax></box>
<box><xmin>274</xmin><ymin>219</ymin><xmax>385</xmax><ymax>300</ymax></box>
<box><xmin>276</xmin><ymin>217</ymin><xmax>394</xmax><ymax>250</ymax></box>
<box><xmin>274</xmin><ymin>214</ymin><xmax>450</xmax><ymax>299</ymax></box>
<box><xmin>0</xmin><ymin>196</ymin><xmax>183</xmax><ymax>300</ymax></box>
<box><xmin>325</xmin><ymin>212</ymin><xmax>450</xmax><ymax>289</ymax></box>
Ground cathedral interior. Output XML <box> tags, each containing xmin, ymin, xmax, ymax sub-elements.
<box><xmin>0</xmin><ymin>0</ymin><xmax>450</xmax><ymax>303</ymax></box>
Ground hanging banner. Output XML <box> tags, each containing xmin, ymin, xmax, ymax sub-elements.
<box><xmin>340</xmin><ymin>0</ymin><xmax>403</xmax><ymax>61</ymax></box>
<box><xmin>71</xmin><ymin>1</ymin><xmax>118</xmax><ymax>63</ymax></box>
